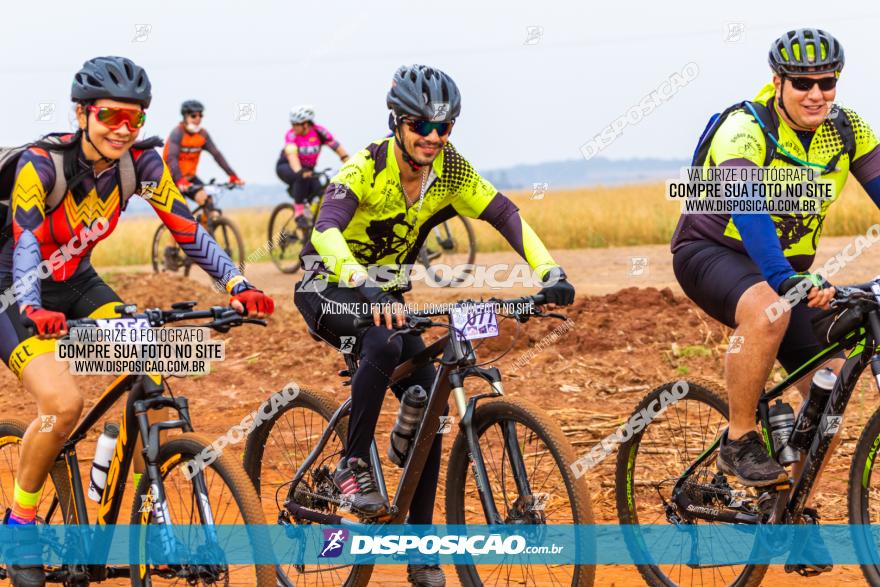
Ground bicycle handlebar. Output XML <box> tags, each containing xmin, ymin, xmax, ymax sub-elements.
<box><xmin>65</xmin><ymin>302</ymin><xmax>266</xmax><ymax>334</ymax></box>
<box><xmin>351</xmin><ymin>293</ymin><xmax>551</xmax><ymax>330</ymax></box>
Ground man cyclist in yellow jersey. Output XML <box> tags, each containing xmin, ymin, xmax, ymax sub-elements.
<box><xmin>671</xmin><ymin>29</ymin><xmax>880</xmax><ymax>574</ymax></box>
<box><xmin>294</xmin><ymin>64</ymin><xmax>574</xmax><ymax>587</ymax></box>
<box><xmin>0</xmin><ymin>57</ymin><xmax>274</xmax><ymax>586</ymax></box>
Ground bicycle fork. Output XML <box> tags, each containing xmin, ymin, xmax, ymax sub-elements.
<box><xmin>134</xmin><ymin>378</ymin><xmax>220</xmax><ymax>563</ymax></box>
<box><xmin>451</xmin><ymin>366</ymin><xmax>534</xmax><ymax>525</ymax></box>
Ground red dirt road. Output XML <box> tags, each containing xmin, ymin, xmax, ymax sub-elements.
<box><xmin>5</xmin><ymin>233</ymin><xmax>880</xmax><ymax>585</ymax></box>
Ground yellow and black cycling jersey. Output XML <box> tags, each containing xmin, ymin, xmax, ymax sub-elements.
<box><xmin>301</xmin><ymin>136</ymin><xmax>558</xmax><ymax>288</ymax></box>
<box><xmin>672</xmin><ymin>82</ymin><xmax>880</xmax><ymax>271</ymax></box>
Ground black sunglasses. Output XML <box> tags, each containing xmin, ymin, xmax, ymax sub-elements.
<box><xmin>403</xmin><ymin>118</ymin><xmax>454</xmax><ymax>137</ymax></box>
<box><xmin>787</xmin><ymin>76</ymin><xmax>838</xmax><ymax>92</ymax></box>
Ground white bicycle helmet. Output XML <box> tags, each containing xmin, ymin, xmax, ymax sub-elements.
<box><xmin>290</xmin><ymin>105</ymin><xmax>316</xmax><ymax>124</ymax></box>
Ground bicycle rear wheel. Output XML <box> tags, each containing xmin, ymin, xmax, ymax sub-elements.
<box><xmin>268</xmin><ymin>203</ymin><xmax>307</xmax><ymax>274</ymax></box>
<box><xmin>614</xmin><ymin>380</ymin><xmax>767</xmax><ymax>586</ymax></box>
<box><xmin>0</xmin><ymin>420</ymin><xmax>74</xmax><ymax>579</ymax></box>
<box><xmin>129</xmin><ymin>432</ymin><xmax>275</xmax><ymax>586</ymax></box>
<box><xmin>151</xmin><ymin>224</ymin><xmax>189</xmax><ymax>275</ymax></box>
<box><xmin>243</xmin><ymin>387</ymin><xmax>374</xmax><ymax>586</ymax></box>
<box><xmin>445</xmin><ymin>396</ymin><xmax>595</xmax><ymax>586</ymax></box>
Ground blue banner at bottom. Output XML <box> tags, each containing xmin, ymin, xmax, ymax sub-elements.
<box><xmin>3</xmin><ymin>524</ymin><xmax>880</xmax><ymax>566</ymax></box>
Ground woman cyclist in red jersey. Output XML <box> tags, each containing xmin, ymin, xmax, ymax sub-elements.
<box><xmin>0</xmin><ymin>56</ymin><xmax>274</xmax><ymax>587</ymax></box>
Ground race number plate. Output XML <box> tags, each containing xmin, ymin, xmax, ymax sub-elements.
<box><xmin>95</xmin><ymin>317</ymin><xmax>151</xmax><ymax>330</ymax></box>
<box><xmin>451</xmin><ymin>303</ymin><xmax>499</xmax><ymax>341</ymax></box>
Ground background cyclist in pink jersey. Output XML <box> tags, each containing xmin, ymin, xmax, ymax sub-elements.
<box><xmin>276</xmin><ymin>105</ymin><xmax>349</xmax><ymax>227</ymax></box>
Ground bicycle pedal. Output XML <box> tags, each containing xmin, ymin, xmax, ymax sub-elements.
<box><xmin>784</xmin><ymin>563</ymin><xmax>826</xmax><ymax>577</ymax></box>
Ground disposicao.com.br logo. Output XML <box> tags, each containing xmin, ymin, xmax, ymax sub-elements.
<box><xmin>349</xmin><ymin>534</ymin><xmax>562</xmax><ymax>556</ymax></box>
<box><xmin>320</xmin><ymin>528</ymin><xmax>349</xmax><ymax>558</ymax></box>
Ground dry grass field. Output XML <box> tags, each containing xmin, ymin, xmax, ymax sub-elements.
<box><xmin>92</xmin><ymin>179</ymin><xmax>879</xmax><ymax>267</ymax></box>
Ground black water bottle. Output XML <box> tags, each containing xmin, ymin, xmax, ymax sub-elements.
<box><xmin>768</xmin><ymin>400</ymin><xmax>799</xmax><ymax>465</ymax></box>
<box><xmin>788</xmin><ymin>368</ymin><xmax>836</xmax><ymax>450</ymax></box>
<box><xmin>388</xmin><ymin>385</ymin><xmax>428</xmax><ymax>467</ymax></box>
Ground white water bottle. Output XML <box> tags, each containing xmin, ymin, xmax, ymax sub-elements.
<box><xmin>88</xmin><ymin>422</ymin><xmax>119</xmax><ymax>502</ymax></box>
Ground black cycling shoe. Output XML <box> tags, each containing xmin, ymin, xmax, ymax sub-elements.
<box><xmin>3</xmin><ymin>509</ymin><xmax>46</xmax><ymax>587</ymax></box>
<box><xmin>333</xmin><ymin>457</ymin><xmax>387</xmax><ymax>518</ymax></box>
<box><xmin>407</xmin><ymin>563</ymin><xmax>446</xmax><ymax>586</ymax></box>
<box><xmin>784</xmin><ymin>507</ymin><xmax>833</xmax><ymax>576</ymax></box>
<box><xmin>295</xmin><ymin>214</ymin><xmax>310</xmax><ymax>229</ymax></box>
<box><xmin>717</xmin><ymin>431</ymin><xmax>788</xmax><ymax>487</ymax></box>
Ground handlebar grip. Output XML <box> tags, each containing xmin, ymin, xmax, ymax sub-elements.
<box><xmin>353</xmin><ymin>316</ymin><xmax>374</xmax><ymax>329</ymax></box>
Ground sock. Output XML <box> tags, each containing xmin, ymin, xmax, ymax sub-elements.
<box><xmin>8</xmin><ymin>480</ymin><xmax>43</xmax><ymax>525</ymax></box>
<box><xmin>294</xmin><ymin>203</ymin><xmax>305</xmax><ymax>216</ymax></box>
<box><xmin>133</xmin><ymin>472</ymin><xmax>143</xmax><ymax>489</ymax></box>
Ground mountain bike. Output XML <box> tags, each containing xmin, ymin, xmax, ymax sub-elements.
<box><xmin>151</xmin><ymin>180</ymin><xmax>246</xmax><ymax>277</ymax></box>
<box><xmin>417</xmin><ymin>215</ymin><xmax>477</xmax><ymax>286</ymax></box>
<box><xmin>0</xmin><ymin>302</ymin><xmax>274</xmax><ymax>585</ymax></box>
<box><xmin>615</xmin><ymin>279</ymin><xmax>880</xmax><ymax>586</ymax></box>
<box><xmin>267</xmin><ymin>169</ymin><xmax>478</xmax><ymax>282</ymax></box>
<box><xmin>268</xmin><ymin>168</ymin><xmax>333</xmax><ymax>274</ymax></box>
<box><xmin>243</xmin><ymin>294</ymin><xmax>595</xmax><ymax>586</ymax></box>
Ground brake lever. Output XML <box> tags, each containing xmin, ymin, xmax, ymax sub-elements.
<box><xmin>539</xmin><ymin>311</ymin><xmax>568</xmax><ymax>321</ymax></box>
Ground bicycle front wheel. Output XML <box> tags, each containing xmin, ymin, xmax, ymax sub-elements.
<box><xmin>210</xmin><ymin>217</ymin><xmax>246</xmax><ymax>274</ymax></box>
<box><xmin>420</xmin><ymin>215</ymin><xmax>477</xmax><ymax>286</ymax></box>
<box><xmin>849</xmin><ymin>405</ymin><xmax>880</xmax><ymax>585</ymax></box>
<box><xmin>445</xmin><ymin>396</ymin><xmax>595</xmax><ymax>586</ymax></box>
<box><xmin>129</xmin><ymin>432</ymin><xmax>275</xmax><ymax>586</ymax></box>
<box><xmin>614</xmin><ymin>380</ymin><xmax>767</xmax><ymax>587</ymax></box>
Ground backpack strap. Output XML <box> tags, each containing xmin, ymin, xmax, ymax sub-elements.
<box><xmin>118</xmin><ymin>152</ymin><xmax>137</xmax><ymax>210</ymax></box>
<box><xmin>46</xmin><ymin>151</ymin><xmax>68</xmax><ymax>212</ymax></box>
<box><xmin>825</xmin><ymin>105</ymin><xmax>857</xmax><ymax>172</ymax></box>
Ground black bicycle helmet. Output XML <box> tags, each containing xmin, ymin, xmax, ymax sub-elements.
<box><xmin>386</xmin><ymin>64</ymin><xmax>461</xmax><ymax>122</ymax></box>
<box><xmin>181</xmin><ymin>99</ymin><xmax>205</xmax><ymax>116</ymax></box>
<box><xmin>769</xmin><ymin>28</ymin><xmax>844</xmax><ymax>76</ymax></box>
<box><xmin>71</xmin><ymin>56</ymin><xmax>152</xmax><ymax>108</ymax></box>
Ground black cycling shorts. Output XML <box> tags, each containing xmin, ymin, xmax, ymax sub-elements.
<box><xmin>673</xmin><ymin>241</ymin><xmax>839</xmax><ymax>374</ymax></box>
<box><xmin>0</xmin><ymin>267</ymin><xmax>124</xmax><ymax>379</ymax></box>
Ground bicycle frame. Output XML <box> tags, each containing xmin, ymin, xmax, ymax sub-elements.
<box><xmin>285</xmin><ymin>327</ymin><xmax>531</xmax><ymax>526</ymax></box>
<box><xmin>47</xmin><ymin>371</ymin><xmax>205</xmax><ymax>581</ymax></box>
<box><xmin>672</xmin><ymin>293</ymin><xmax>880</xmax><ymax>526</ymax></box>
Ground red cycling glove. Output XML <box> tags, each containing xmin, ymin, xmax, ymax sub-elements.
<box><xmin>230</xmin><ymin>287</ymin><xmax>274</xmax><ymax>316</ymax></box>
<box><xmin>21</xmin><ymin>306</ymin><xmax>67</xmax><ymax>336</ymax></box>
<box><xmin>228</xmin><ymin>175</ymin><xmax>243</xmax><ymax>185</ymax></box>
<box><xmin>177</xmin><ymin>178</ymin><xmax>192</xmax><ymax>191</ymax></box>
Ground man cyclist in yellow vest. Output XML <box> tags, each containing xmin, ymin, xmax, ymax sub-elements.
<box><xmin>294</xmin><ymin>64</ymin><xmax>574</xmax><ymax>586</ymax></box>
<box><xmin>671</xmin><ymin>29</ymin><xmax>880</xmax><ymax>574</ymax></box>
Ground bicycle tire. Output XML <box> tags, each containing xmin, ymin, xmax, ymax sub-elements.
<box><xmin>210</xmin><ymin>217</ymin><xmax>246</xmax><ymax>275</ymax></box>
<box><xmin>268</xmin><ymin>203</ymin><xmax>305</xmax><ymax>274</ymax></box>
<box><xmin>614</xmin><ymin>379</ymin><xmax>768</xmax><ymax>587</ymax></box>
<box><xmin>243</xmin><ymin>387</ymin><xmax>374</xmax><ymax>587</ymax></box>
<box><xmin>422</xmin><ymin>215</ymin><xmax>477</xmax><ymax>286</ymax></box>
<box><xmin>128</xmin><ymin>432</ymin><xmax>275</xmax><ymax>586</ymax></box>
<box><xmin>849</xmin><ymin>404</ymin><xmax>880</xmax><ymax>584</ymax></box>
<box><xmin>0</xmin><ymin>419</ymin><xmax>75</xmax><ymax>579</ymax></box>
<box><xmin>445</xmin><ymin>396</ymin><xmax>595</xmax><ymax>586</ymax></box>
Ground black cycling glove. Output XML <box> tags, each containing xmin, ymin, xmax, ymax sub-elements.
<box><xmin>539</xmin><ymin>267</ymin><xmax>576</xmax><ymax>306</ymax></box>
<box><xmin>776</xmin><ymin>272</ymin><xmax>831</xmax><ymax>297</ymax></box>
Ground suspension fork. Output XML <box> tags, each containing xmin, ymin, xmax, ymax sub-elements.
<box><xmin>451</xmin><ymin>367</ymin><xmax>508</xmax><ymax>524</ymax></box>
<box><xmin>134</xmin><ymin>379</ymin><xmax>205</xmax><ymax>556</ymax></box>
